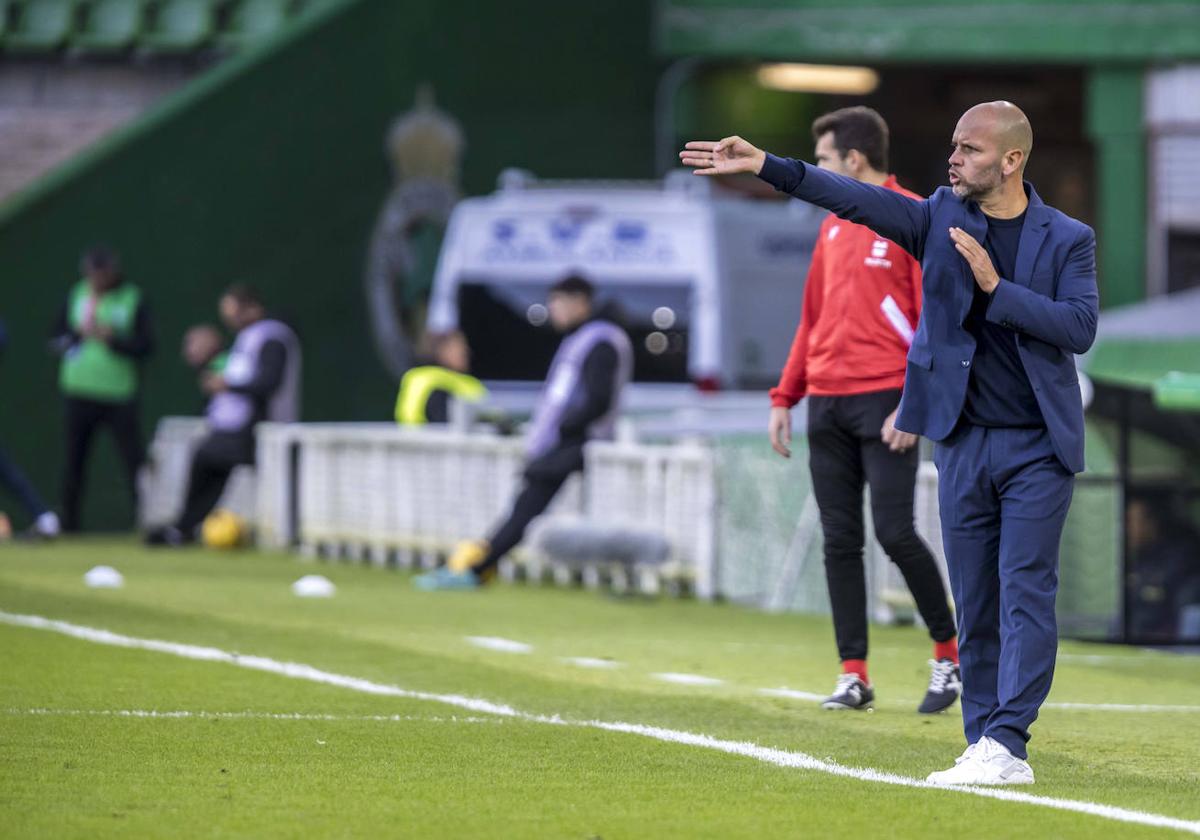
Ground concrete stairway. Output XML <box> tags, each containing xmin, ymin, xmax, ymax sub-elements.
<box><xmin>0</xmin><ymin>62</ymin><xmax>197</xmax><ymax>205</ymax></box>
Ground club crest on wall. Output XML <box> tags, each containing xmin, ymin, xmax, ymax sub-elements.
<box><xmin>365</xmin><ymin>85</ymin><xmax>464</xmax><ymax>380</ymax></box>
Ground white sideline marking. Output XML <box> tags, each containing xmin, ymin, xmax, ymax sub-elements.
<box><xmin>759</xmin><ymin>687</ymin><xmax>826</xmax><ymax>703</ymax></box>
<box><xmin>1058</xmin><ymin>653</ymin><xmax>1158</xmax><ymax>665</ymax></box>
<box><xmin>652</xmin><ymin>672</ymin><xmax>724</xmax><ymax>686</ymax></box>
<box><xmin>4</xmin><ymin>708</ymin><xmax>500</xmax><ymax>724</ymax></box>
<box><xmin>762</xmin><ymin>688</ymin><xmax>1200</xmax><ymax>714</ymax></box>
<box><xmin>561</xmin><ymin>657</ymin><xmax>622</xmax><ymax>670</ymax></box>
<box><xmin>3</xmin><ymin>609</ymin><xmax>1199</xmax><ymax>837</ymax></box>
<box><xmin>466</xmin><ymin>636</ymin><xmax>533</xmax><ymax>654</ymax></box>
<box><xmin>1044</xmin><ymin>702</ymin><xmax>1200</xmax><ymax>713</ymax></box>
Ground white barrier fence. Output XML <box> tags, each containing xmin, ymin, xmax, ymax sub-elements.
<box><xmin>142</xmin><ymin>418</ymin><xmax>944</xmax><ymax>613</ymax></box>
<box><xmin>259</xmin><ymin>423</ymin><xmax>575</xmax><ymax>561</ymax></box>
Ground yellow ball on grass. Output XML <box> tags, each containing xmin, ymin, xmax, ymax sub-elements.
<box><xmin>201</xmin><ymin>509</ymin><xmax>248</xmax><ymax>550</ymax></box>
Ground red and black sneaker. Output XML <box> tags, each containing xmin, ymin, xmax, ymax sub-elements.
<box><xmin>821</xmin><ymin>673</ymin><xmax>874</xmax><ymax>710</ymax></box>
<box><xmin>918</xmin><ymin>658</ymin><xmax>962</xmax><ymax>714</ymax></box>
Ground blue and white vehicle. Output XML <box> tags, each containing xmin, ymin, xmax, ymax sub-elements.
<box><xmin>426</xmin><ymin>169</ymin><xmax>825</xmax><ymax>393</ymax></box>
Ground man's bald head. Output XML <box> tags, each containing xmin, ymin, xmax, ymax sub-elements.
<box><xmin>962</xmin><ymin>101</ymin><xmax>1033</xmax><ymax>167</ymax></box>
<box><xmin>948</xmin><ymin>101</ymin><xmax>1033</xmax><ymax>201</ymax></box>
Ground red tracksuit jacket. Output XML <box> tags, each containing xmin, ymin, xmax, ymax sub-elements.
<box><xmin>769</xmin><ymin>175</ymin><xmax>923</xmax><ymax>408</ymax></box>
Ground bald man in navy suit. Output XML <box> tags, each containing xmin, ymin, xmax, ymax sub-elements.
<box><xmin>682</xmin><ymin>102</ymin><xmax>1098</xmax><ymax>786</ymax></box>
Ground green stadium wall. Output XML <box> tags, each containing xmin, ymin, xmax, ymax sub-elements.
<box><xmin>0</xmin><ymin>0</ymin><xmax>658</xmax><ymax>530</ymax></box>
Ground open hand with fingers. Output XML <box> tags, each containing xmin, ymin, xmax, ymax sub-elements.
<box><xmin>679</xmin><ymin>137</ymin><xmax>767</xmax><ymax>177</ymax></box>
<box><xmin>881</xmin><ymin>408</ymin><xmax>918</xmax><ymax>454</ymax></box>
<box><xmin>768</xmin><ymin>406</ymin><xmax>792</xmax><ymax>458</ymax></box>
<box><xmin>949</xmin><ymin>227</ymin><xmax>1000</xmax><ymax>294</ymax></box>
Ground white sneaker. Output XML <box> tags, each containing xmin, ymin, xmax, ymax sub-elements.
<box><xmin>926</xmin><ymin>737</ymin><xmax>1035</xmax><ymax>786</ymax></box>
<box><xmin>926</xmin><ymin>740</ymin><xmax>981</xmax><ymax>782</ymax></box>
<box><xmin>33</xmin><ymin>512</ymin><xmax>61</xmax><ymax>538</ymax></box>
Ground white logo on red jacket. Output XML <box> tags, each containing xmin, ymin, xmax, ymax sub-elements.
<box><xmin>864</xmin><ymin>239</ymin><xmax>892</xmax><ymax>269</ymax></box>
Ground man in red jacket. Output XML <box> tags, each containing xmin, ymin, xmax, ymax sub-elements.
<box><xmin>768</xmin><ymin>107</ymin><xmax>960</xmax><ymax>713</ymax></box>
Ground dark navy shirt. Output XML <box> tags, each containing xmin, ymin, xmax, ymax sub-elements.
<box><xmin>961</xmin><ymin>210</ymin><xmax>1045</xmax><ymax>428</ymax></box>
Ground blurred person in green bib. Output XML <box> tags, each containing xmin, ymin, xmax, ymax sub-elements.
<box><xmin>50</xmin><ymin>246</ymin><xmax>155</xmax><ymax>532</ymax></box>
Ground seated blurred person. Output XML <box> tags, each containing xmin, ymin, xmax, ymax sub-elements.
<box><xmin>0</xmin><ymin>317</ymin><xmax>60</xmax><ymax>538</ymax></box>
<box><xmin>415</xmin><ymin>275</ymin><xmax>632</xmax><ymax>590</ymax></box>
<box><xmin>395</xmin><ymin>330</ymin><xmax>486</xmax><ymax>426</ymax></box>
<box><xmin>1126</xmin><ymin>493</ymin><xmax>1200</xmax><ymax>641</ymax></box>
<box><xmin>146</xmin><ymin>285</ymin><xmax>300</xmax><ymax>546</ymax></box>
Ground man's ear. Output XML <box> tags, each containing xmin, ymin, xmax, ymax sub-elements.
<box><xmin>1003</xmin><ymin>149</ymin><xmax>1024</xmax><ymax>177</ymax></box>
<box><xmin>844</xmin><ymin>149</ymin><xmax>866</xmax><ymax>175</ymax></box>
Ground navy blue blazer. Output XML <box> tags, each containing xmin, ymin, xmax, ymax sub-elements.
<box><xmin>759</xmin><ymin>154</ymin><xmax>1099</xmax><ymax>474</ymax></box>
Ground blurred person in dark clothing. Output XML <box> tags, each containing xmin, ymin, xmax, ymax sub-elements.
<box><xmin>146</xmin><ymin>285</ymin><xmax>300</xmax><ymax>546</ymax></box>
<box><xmin>395</xmin><ymin>330</ymin><xmax>487</xmax><ymax>426</ymax></box>
<box><xmin>1126</xmin><ymin>495</ymin><xmax>1200</xmax><ymax>641</ymax></box>
<box><xmin>50</xmin><ymin>246</ymin><xmax>154</xmax><ymax>532</ymax></box>
<box><xmin>0</xmin><ymin>318</ymin><xmax>60</xmax><ymax>537</ymax></box>
<box><xmin>414</xmin><ymin>275</ymin><xmax>632</xmax><ymax>590</ymax></box>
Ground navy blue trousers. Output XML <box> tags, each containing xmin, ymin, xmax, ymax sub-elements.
<box><xmin>0</xmin><ymin>443</ymin><xmax>50</xmax><ymax>522</ymax></box>
<box><xmin>934</xmin><ymin>424</ymin><xmax>1074</xmax><ymax>760</ymax></box>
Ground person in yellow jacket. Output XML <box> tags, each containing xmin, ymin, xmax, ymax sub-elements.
<box><xmin>50</xmin><ymin>246</ymin><xmax>154</xmax><ymax>532</ymax></box>
<box><xmin>395</xmin><ymin>331</ymin><xmax>486</xmax><ymax>425</ymax></box>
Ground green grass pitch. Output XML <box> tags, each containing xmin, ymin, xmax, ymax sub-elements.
<box><xmin>2</xmin><ymin>538</ymin><xmax>1198</xmax><ymax>838</ymax></box>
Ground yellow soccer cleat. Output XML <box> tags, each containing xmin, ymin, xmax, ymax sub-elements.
<box><xmin>414</xmin><ymin>540</ymin><xmax>494</xmax><ymax>591</ymax></box>
<box><xmin>446</xmin><ymin>539</ymin><xmax>489</xmax><ymax>574</ymax></box>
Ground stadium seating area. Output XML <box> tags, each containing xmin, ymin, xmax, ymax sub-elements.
<box><xmin>0</xmin><ymin>0</ymin><xmax>331</xmax><ymax>56</ymax></box>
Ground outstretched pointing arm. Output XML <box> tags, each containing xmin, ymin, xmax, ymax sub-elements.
<box><xmin>681</xmin><ymin>136</ymin><xmax>932</xmax><ymax>260</ymax></box>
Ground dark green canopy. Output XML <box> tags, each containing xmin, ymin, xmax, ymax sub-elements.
<box><xmin>1083</xmin><ymin>288</ymin><xmax>1200</xmax><ymax>411</ymax></box>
